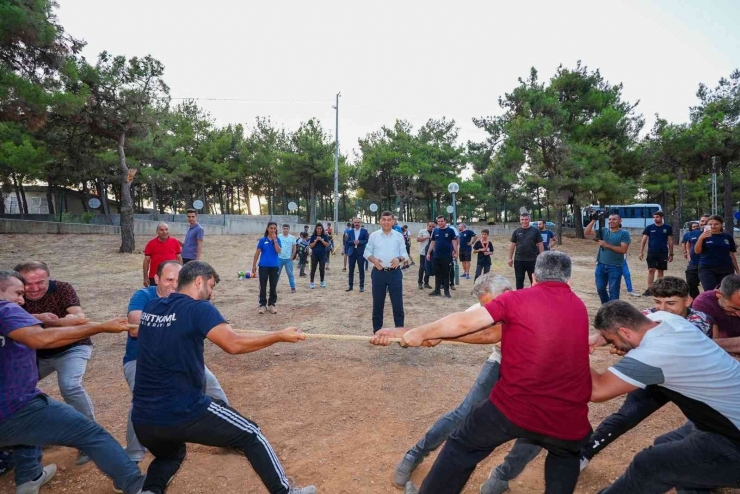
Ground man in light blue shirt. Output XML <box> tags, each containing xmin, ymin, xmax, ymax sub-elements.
<box><xmin>365</xmin><ymin>211</ymin><xmax>408</xmax><ymax>332</ymax></box>
<box><xmin>277</xmin><ymin>224</ymin><xmax>297</xmax><ymax>293</ymax></box>
<box><xmin>181</xmin><ymin>209</ymin><xmax>205</xmax><ymax>263</ymax></box>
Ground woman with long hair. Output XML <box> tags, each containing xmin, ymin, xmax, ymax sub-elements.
<box><xmin>252</xmin><ymin>222</ymin><xmax>282</xmax><ymax>314</ymax></box>
<box><xmin>695</xmin><ymin>214</ymin><xmax>739</xmax><ymax>291</ymax></box>
<box><xmin>309</xmin><ymin>223</ymin><xmax>331</xmax><ymax>288</ymax></box>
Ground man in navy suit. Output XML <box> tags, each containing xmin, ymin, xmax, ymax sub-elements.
<box><xmin>346</xmin><ymin>218</ymin><xmax>370</xmax><ymax>292</ymax></box>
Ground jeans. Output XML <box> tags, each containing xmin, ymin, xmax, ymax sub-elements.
<box><xmin>134</xmin><ymin>400</ymin><xmax>291</xmax><ymax>494</ymax></box>
<box><xmin>37</xmin><ymin>344</ymin><xmax>95</xmax><ymax>421</ymax></box>
<box><xmin>601</xmin><ymin>422</ymin><xmax>740</xmax><ymax>494</ymax></box>
<box><xmin>513</xmin><ymin>260</ymin><xmax>535</xmax><ymax>290</ymax></box>
<box><xmin>433</xmin><ymin>256</ymin><xmax>452</xmax><ymax>292</ymax></box>
<box><xmin>474</xmin><ymin>263</ymin><xmax>491</xmax><ymax>281</ymax></box>
<box><xmin>0</xmin><ymin>395</ymin><xmax>144</xmax><ymax>493</ymax></box>
<box><xmin>583</xmin><ymin>387</ymin><xmax>668</xmax><ymax>461</ymax></box>
<box><xmin>622</xmin><ymin>257</ymin><xmax>633</xmax><ymax>293</ymax></box>
<box><xmin>347</xmin><ymin>253</ymin><xmax>365</xmax><ymax>289</ymax></box>
<box><xmin>277</xmin><ymin>258</ymin><xmax>295</xmax><ymax>289</ymax></box>
<box><xmin>310</xmin><ymin>254</ymin><xmax>326</xmax><ymax>282</ymax></box>
<box><xmin>685</xmin><ymin>264</ymin><xmax>700</xmax><ymax>299</ymax></box>
<box><xmin>418</xmin><ymin>255</ymin><xmax>430</xmax><ymax>285</ymax></box>
<box><xmin>258</xmin><ymin>266</ymin><xmax>279</xmax><ymax>306</ymax></box>
<box><xmin>698</xmin><ymin>265</ymin><xmax>735</xmax><ymax>292</ymax></box>
<box><xmin>595</xmin><ymin>262</ymin><xmax>624</xmax><ymax>304</ymax></box>
<box><xmin>123</xmin><ymin>360</ymin><xmax>229</xmax><ymax>462</ymax></box>
<box><xmin>370</xmin><ymin>269</ymin><xmax>404</xmax><ymax>332</ymax></box>
<box><xmin>419</xmin><ymin>399</ymin><xmax>589</xmax><ymax>494</ymax></box>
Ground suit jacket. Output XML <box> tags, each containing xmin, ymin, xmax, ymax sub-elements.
<box><xmin>346</xmin><ymin>228</ymin><xmax>369</xmax><ymax>257</ymax></box>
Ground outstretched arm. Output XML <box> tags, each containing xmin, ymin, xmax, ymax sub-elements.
<box><xmin>9</xmin><ymin>319</ymin><xmax>130</xmax><ymax>350</ymax></box>
<box><xmin>207</xmin><ymin>324</ymin><xmax>305</xmax><ymax>354</ymax></box>
<box><xmin>400</xmin><ymin>306</ymin><xmax>495</xmax><ymax>347</ymax></box>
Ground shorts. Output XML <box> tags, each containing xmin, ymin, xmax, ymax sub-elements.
<box><xmin>646</xmin><ymin>252</ymin><xmax>668</xmax><ymax>271</ymax></box>
<box><xmin>459</xmin><ymin>250</ymin><xmax>472</xmax><ymax>262</ymax></box>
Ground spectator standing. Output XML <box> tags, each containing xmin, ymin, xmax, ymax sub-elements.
<box><xmin>181</xmin><ymin>209</ymin><xmax>205</xmax><ymax>263</ymax></box>
<box><xmin>309</xmin><ymin>223</ymin><xmax>331</xmax><ymax>289</ymax></box>
<box><xmin>417</xmin><ymin>221</ymin><xmax>436</xmax><ymax>289</ymax></box>
<box><xmin>694</xmin><ymin>214</ymin><xmax>739</xmax><ymax>291</ymax></box>
<box><xmin>143</xmin><ymin>222</ymin><xmax>182</xmax><ymax>287</ymax></box>
<box><xmin>277</xmin><ymin>224</ymin><xmax>297</xmax><ymax>293</ymax></box>
<box><xmin>252</xmin><ymin>222</ymin><xmax>282</xmax><ymax>314</ymax></box>
<box><xmin>585</xmin><ymin>213</ymin><xmax>631</xmax><ymax>303</ymax></box>
<box><xmin>472</xmin><ymin>229</ymin><xmax>494</xmax><ymax>281</ymax></box>
<box><xmin>346</xmin><ymin>218</ymin><xmax>369</xmax><ymax>292</ymax></box>
<box><xmin>537</xmin><ymin>220</ymin><xmax>556</xmax><ymax>251</ymax></box>
<box><xmin>342</xmin><ymin>222</ymin><xmax>352</xmax><ymax>272</ymax></box>
<box><xmin>427</xmin><ymin>215</ymin><xmax>458</xmax><ymax>298</ymax></box>
<box><xmin>507</xmin><ymin>213</ymin><xmax>544</xmax><ymax>290</ymax></box>
<box><xmin>638</xmin><ymin>211</ymin><xmax>674</xmax><ymax>295</ymax></box>
<box><xmin>296</xmin><ymin>232</ymin><xmax>310</xmax><ymax>277</ymax></box>
<box><xmin>457</xmin><ymin>223</ymin><xmax>477</xmax><ymax>279</ymax></box>
<box><xmin>682</xmin><ymin>215</ymin><xmax>710</xmax><ymax>298</ymax></box>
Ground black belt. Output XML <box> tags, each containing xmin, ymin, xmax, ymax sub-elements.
<box><xmin>376</xmin><ymin>267</ymin><xmax>400</xmax><ymax>272</ymax></box>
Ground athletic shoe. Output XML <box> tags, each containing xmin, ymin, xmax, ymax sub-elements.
<box><xmin>347</xmin><ymin>287</ymin><xmax>354</xmax><ymax>292</ymax></box>
<box><xmin>320</xmin><ymin>282</ymin><xmax>326</xmax><ymax>288</ymax></box>
<box><xmin>17</xmin><ymin>463</ymin><xmax>56</xmax><ymax>494</ymax></box>
<box><xmin>423</xmin><ymin>283</ymin><xmax>433</xmax><ymax>289</ymax></box>
<box><xmin>342</xmin><ymin>268</ymin><xmax>347</xmax><ymax>272</ymax></box>
<box><xmin>627</xmin><ymin>291</ymin><xmax>641</xmax><ymax>298</ymax></box>
<box><xmin>405</xmin><ymin>481</ymin><xmax>419</xmax><ymax>494</ymax></box>
<box><xmin>450</xmin><ymin>285</ymin><xmax>456</xmax><ymax>290</ymax></box>
<box><xmin>75</xmin><ymin>451</ymin><xmax>92</xmax><ymax>466</ymax></box>
<box><xmin>418</xmin><ymin>283</ymin><xmax>424</xmax><ymax>289</ymax></box>
<box><xmin>258</xmin><ymin>306</ymin><xmax>266</xmax><ymax>314</ymax></box>
<box><xmin>479</xmin><ymin>471</ymin><xmax>510</xmax><ymax>494</ymax></box>
<box><xmin>393</xmin><ymin>453</ymin><xmax>421</xmax><ymax>488</ymax></box>
<box><xmin>642</xmin><ymin>289</ymin><xmax>651</xmax><ymax>296</ymax></box>
<box><xmin>444</xmin><ymin>292</ymin><xmax>452</xmax><ymax>298</ymax></box>
<box><xmin>268</xmin><ymin>305</ymin><xmax>277</xmax><ymax>314</ymax></box>
<box><xmin>310</xmin><ymin>283</ymin><xmax>315</xmax><ymax>289</ymax></box>
<box><xmin>359</xmin><ymin>287</ymin><xmax>365</xmax><ymax>293</ymax></box>
<box><xmin>429</xmin><ymin>291</ymin><xmax>441</xmax><ymax>297</ymax></box>
<box><xmin>291</xmin><ymin>288</ymin><xmax>296</xmax><ymax>293</ymax></box>
<box><xmin>579</xmin><ymin>457</ymin><xmax>590</xmax><ymax>471</ymax></box>
<box><xmin>288</xmin><ymin>486</ymin><xmax>316</xmax><ymax>494</ymax></box>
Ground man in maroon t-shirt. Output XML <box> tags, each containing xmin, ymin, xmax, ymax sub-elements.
<box><xmin>693</xmin><ymin>274</ymin><xmax>740</xmax><ymax>353</ymax></box>
<box><xmin>397</xmin><ymin>251</ymin><xmax>591</xmax><ymax>494</ymax></box>
<box><xmin>142</xmin><ymin>222</ymin><xmax>182</xmax><ymax>287</ymax></box>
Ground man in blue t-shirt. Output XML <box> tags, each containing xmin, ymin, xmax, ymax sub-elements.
<box><xmin>122</xmin><ymin>260</ymin><xmax>228</xmax><ymax>463</ymax></box>
<box><xmin>131</xmin><ymin>261</ymin><xmax>315</xmax><ymax>494</ymax></box>
<box><xmin>638</xmin><ymin>211</ymin><xmax>674</xmax><ymax>296</ymax></box>
<box><xmin>537</xmin><ymin>220</ymin><xmax>557</xmax><ymax>252</ymax></box>
<box><xmin>457</xmin><ymin>223</ymin><xmax>477</xmax><ymax>280</ymax></box>
<box><xmin>0</xmin><ymin>270</ymin><xmax>144</xmax><ymax>494</ymax></box>
<box><xmin>427</xmin><ymin>215</ymin><xmax>458</xmax><ymax>298</ymax></box>
<box><xmin>681</xmin><ymin>216</ymin><xmax>708</xmax><ymax>298</ymax></box>
<box><xmin>181</xmin><ymin>209</ymin><xmax>205</xmax><ymax>263</ymax></box>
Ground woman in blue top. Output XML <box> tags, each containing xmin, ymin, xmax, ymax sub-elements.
<box><xmin>252</xmin><ymin>222</ymin><xmax>282</xmax><ymax>314</ymax></box>
<box><xmin>694</xmin><ymin>214</ymin><xmax>739</xmax><ymax>291</ymax></box>
<box><xmin>308</xmin><ymin>223</ymin><xmax>331</xmax><ymax>288</ymax></box>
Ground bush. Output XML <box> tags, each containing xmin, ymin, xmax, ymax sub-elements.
<box><xmin>80</xmin><ymin>212</ymin><xmax>95</xmax><ymax>224</ymax></box>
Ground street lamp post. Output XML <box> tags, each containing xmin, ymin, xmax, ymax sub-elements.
<box><xmin>448</xmin><ymin>182</ymin><xmax>460</xmax><ymax>285</ymax></box>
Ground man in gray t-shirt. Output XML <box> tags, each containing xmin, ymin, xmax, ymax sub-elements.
<box><xmin>586</xmin><ymin>213</ymin><xmax>631</xmax><ymax>304</ymax></box>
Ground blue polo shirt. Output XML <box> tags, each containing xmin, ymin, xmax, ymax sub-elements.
<box><xmin>0</xmin><ymin>301</ymin><xmax>42</xmax><ymax>422</ymax></box>
<box><xmin>124</xmin><ymin>286</ymin><xmax>159</xmax><ymax>364</ymax></box>
<box><xmin>132</xmin><ymin>293</ymin><xmax>227</xmax><ymax>426</ymax></box>
<box><xmin>182</xmin><ymin>223</ymin><xmax>205</xmax><ymax>259</ymax></box>
<box><xmin>540</xmin><ymin>230</ymin><xmax>555</xmax><ymax>251</ymax></box>
<box><xmin>431</xmin><ymin>227</ymin><xmax>458</xmax><ymax>258</ymax></box>
<box><xmin>642</xmin><ymin>223</ymin><xmax>673</xmax><ymax>253</ymax></box>
<box><xmin>698</xmin><ymin>233</ymin><xmax>737</xmax><ymax>268</ymax></box>
<box><xmin>257</xmin><ymin>237</ymin><xmax>281</xmax><ymax>267</ymax></box>
<box><xmin>682</xmin><ymin>230</ymin><xmax>702</xmax><ymax>266</ymax></box>
<box><xmin>458</xmin><ymin>230</ymin><xmax>476</xmax><ymax>253</ymax></box>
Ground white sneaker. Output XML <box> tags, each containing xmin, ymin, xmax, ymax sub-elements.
<box><xmin>627</xmin><ymin>291</ymin><xmax>641</xmax><ymax>297</ymax></box>
<box><xmin>17</xmin><ymin>464</ymin><xmax>56</xmax><ymax>494</ymax></box>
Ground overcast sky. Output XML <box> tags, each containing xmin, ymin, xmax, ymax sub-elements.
<box><xmin>57</xmin><ymin>0</ymin><xmax>739</xmax><ymax>160</ymax></box>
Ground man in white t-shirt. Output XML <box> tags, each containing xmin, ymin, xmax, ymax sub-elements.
<box><xmin>417</xmin><ymin>221</ymin><xmax>436</xmax><ymax>289</ymax></box>
<box><xmin>591</xmin><ymin>301</ymin><xmax>740</xmax><ymax>493</ymax></box>
<box><xmin>370</xmin><ymin>273</ymin><xmax>541</xmax><ymax>492</ymax></box>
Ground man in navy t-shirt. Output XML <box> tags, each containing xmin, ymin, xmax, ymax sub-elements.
<box><xmin>131</xmin><ymin>261</ymin><xmax>315</xmax><ymax>494</ymax></box>
<box><xmin>457</xmin><ymin>223</ymin><xmax>477</xmax><ymax>280</ymax></box>
<box><xmin>638</xmin><ymin>211</ymin><xmax>674</xmax><ymax>296</ymax></box>
<box><xmin>122</xmin><ymin>260</ymin><xmax>228</xmax><ymax>462</ymax></box>
<box><xmin>681</xmin><ymin>216</ymin><xmax>708</xmax><ymax>298</ymax></box>
<box><xmin>537</xmin><ymin>220</ymin><xmax>557</xmax><ymax>251</ymax></box>
<box><xmin>427</xmin><ymin>215</ymin><xmax>458</xmax><ymax>298</ymax></box>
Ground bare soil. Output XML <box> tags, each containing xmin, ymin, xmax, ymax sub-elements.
<box><xmin>0</xmin><ymin>232</ymin><xmax>729</xmax><ymax>493</ymax></box>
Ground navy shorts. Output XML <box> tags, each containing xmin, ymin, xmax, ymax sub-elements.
<box><xmin>459</xmin><ymin>250</ymin><xmax>472</xmax><ymax>262</ymax></box>
<box><xmin>646</xmin><ymin>252</ymin><xmax>668</xmax><ymax>271</ymax></box>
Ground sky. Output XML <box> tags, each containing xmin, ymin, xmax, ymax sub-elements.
<box><xmin>56</xmin><ymin>0</ymin><xmax>740</xmax><ymax>161</ymax></box>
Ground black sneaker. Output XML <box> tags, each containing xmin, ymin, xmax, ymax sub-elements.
<box><xmin>418</xmin><ymin>283</ymin><xmax>424</xmax><ymax>289</ymax></box>
<box><xmin>450</xmin><ymin>285</ymin><xmax>456</xmax><ymax>290</ymax></box>
<box><xmin>429</xmin><ymin>291</ymin><xmax>441</xmax><ymax>297</ymax></box>
<box><xmin>642</xmin><ymin>289</ymin><xmax>651</xmax><ymax>296</ymax></box>
<box><xmin>444</xmin><ymin>292</ymin><xmax>452</xmax><ymax>298</ymax></box>
<box><xmin>423</xmin><ymin>283</ymin><xmax>433</xmax><ymax>289</ymax></box>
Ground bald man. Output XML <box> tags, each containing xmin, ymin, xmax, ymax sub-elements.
<box><xmin>143</xmin><ymin>222</ymin><xmax>182</xmax><ymax>287</ymax></box>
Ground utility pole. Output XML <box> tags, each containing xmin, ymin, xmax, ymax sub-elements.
<box><xmin>333</xmin><ymin>92</ymin><xmax>341</xmax><ymax>235</ymax></box>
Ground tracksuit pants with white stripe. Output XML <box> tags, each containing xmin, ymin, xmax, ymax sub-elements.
<box><xmin>134</xmin><ymin>400</ymin><xmax>291</xmax><ymax>494</ymax></box>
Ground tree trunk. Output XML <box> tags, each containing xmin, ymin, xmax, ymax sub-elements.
<box><xmin>97</xmin><ymin>179</ymin><xmax>112</xmax><ymax>225</ymax></box>
<box><xmin>309</xmin><ymin>177</ymin><xmax>316</xmax><ymax>224</ymax></box>
<box><xmin>556</xmin><ymin>204</ymin><xmax>565</xmax><ymax>245</ymax></box>
<box><xmin>46</xmin><ymin>178</ymin><xmax>56</xmax><ymax>215</ymax></box>
<box><xmin>721</xmin><ymin>159</ymin><xmax>733</xmax><ymax>229</ymax></box>
<box><xmin>118</xmin><ymin>132</ymin><xmax>136</xmax><ymax>253</ymax></box>
<box><xmin>244</xmin><ymin>182</ymin><xmax>252</xmax><ymax>215</ymax></box>
<box><xmin>151</xmin><ymin>179</ymin><xmax>159</xmax><ymax>221</ymax></box>
<box><xmin>80</xmin><ymin>181</ymin><xmax>89</xmax><ymax>213</ymax></box>
<box><xmin>673</xmin><ymin>167</ymin><xmax>684</xmax><ymax>244</ymax></box>
<box><xmin>18</xmin><ymin>176</ymin><xmax>29</xmax><ymax>215</ymax></box>
<box><xmin>573</xmin><ymin>201</ymin><xmax>585</xmax><ymax>239</ymax></box>
<box><xmin>11</xmin><ymin>174</ymin><xmax>24</xmax><ymax>215</ymax></box>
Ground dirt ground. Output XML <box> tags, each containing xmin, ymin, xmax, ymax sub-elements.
<box><xmin>0</xmin><ymin>231</ymin><xmax>729</xmax><ymax>493</ymax></box>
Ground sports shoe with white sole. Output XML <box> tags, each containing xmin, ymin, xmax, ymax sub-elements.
<box><xmin>393</xmin><ymin>453</ymin><xmax>420</xmax><ymax>488</ymax></box>
<box><xmin>479</xmin><ymin>472</ymin><xmax>510</xmax><ymax>494</ymax></box>
<box><xmin>627</xmin><ymin>291</ymin><xmax>641</xmax><ymax>297</ymax></box>
<box><xmin>17</xmin><ymin>464</ymin><xmax>56</xmax><ymax>494</ymax></box>
<box><xmin>404</xmin><ymin>481</ymin><xmax>419</xmax><ymax>494</ymax></box>
<box><xmin>288</xmin><ymin>486</ymin><xmax>317</xmax><ymax>494</ymax></box>
<box><xmin>580</xmin><ymin>457</ymin><xmax>590</xmax><ymax>471</ymax></box>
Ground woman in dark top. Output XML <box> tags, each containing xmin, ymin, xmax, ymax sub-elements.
<box><xmin>472</xmin><ymin>229</ymin><xmax>494</xmax><ymax>281</ymax></box>
<box><xmin>309</xmin><ymin>223</ymin><xmax>331</xmax><ymax>288</ymax></box>
<box><xmin>695</xmin><ymin>214</ymin><xmax>739</xmax><ymax>291</ymax></box>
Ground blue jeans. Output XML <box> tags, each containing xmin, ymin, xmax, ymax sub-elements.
<box><xmin>601</xmin><ymin>422</ymin><xmax>740</xmax><ymax>494</ymax></box>
<box><xmin>277</xmin><ymin>258</ymin><xmax>295</xmax><ymax>289</ymax></box>
<box><xmin>37</xmin><ymin>344</ymin><xmax>95</xmax><ymax>421</ymax></box>
<box><xmin>595</xmin><ymin>262</ymin><xmax>624</xmax><ymax>304</ymax></box>
<box><xmin>0</xmin><ymin>395</ymin><xmax>144</xmax><ymax>493</ymax></box>
<box><xmin>622</xmin><ymin>257</ymin><xmax>633</xmax><ymax>293</ymax></box>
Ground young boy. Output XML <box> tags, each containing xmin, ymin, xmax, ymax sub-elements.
<box><xmin>297</xmin><ymin>232</ymin><xmax>310</xmax><ymax>277</ymax></box>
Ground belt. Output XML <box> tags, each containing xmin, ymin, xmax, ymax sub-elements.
<box><xmin>376</xmin><ymin>267</ymin><xmax>400</xmax><ymax>272</ymax></box>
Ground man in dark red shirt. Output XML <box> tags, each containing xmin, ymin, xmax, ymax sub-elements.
<box><xmin>14</xmin><ymin>261</ymin><xmax>94</xmax><ymax>466</ymax></box>
<box><xmin>693</xmin><ymin>274</ymin><xmax>740</xmax><ymax>353</ymax></box>
<box><xmin>143</xmin><ymin>222</ymin><xmax>182</xmax><ymax>287</ymax></box>
<box><xmin>397</xmin><ymin>251</ymin><xmax>592</xmax><ymax>494</ymax></box>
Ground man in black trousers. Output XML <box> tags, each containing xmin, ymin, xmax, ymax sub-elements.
<box><xmin>427</xmin><ymin>215</ymin><xmax>458</xmax><ymax>298</ymax></box>
<box><xmin>417</xmin><ymin>220</ymin><xmax>436</xmax><ymax>289</ymax></box>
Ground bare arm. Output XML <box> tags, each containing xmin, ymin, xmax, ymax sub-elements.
<box><xmin>127</xmin><ymin>310</ymin><xmax>142</xmax><ymax>337</ymax></box>
<box><xmin>639</xmin><ymin>235</ymin><xmax>648</xmax><ymax>257</ymax></box>
<box><xmin>590</xmin><ymin>368</ymin><xmax>639</xmax><ymax>403</ymax></box>
<box><xmin>584</xmin><ymin>219</ymin><xmax>597</xmax><ymax>236</ymax></box>
<box><xmin>66</xmin><ymin>306</ymin><xmax>86</xmax><ymax>319</ymax></box>
<box><xmin>372</xmin><ymin>324</ymin><xmax>502</xmax><ymax>346</ymax></box>
<box><xmin>273</xmin><ymin>238</ymin><xmax>281</xmax><ymax>254</ymax></box>
<box><xmin>731</xmin><ymin>252</ymin><xmax>740</xmax><ymax>274</ymax></box>
<box><xmin>207</xmin><ymin>324</ymin><xmax>305</xmax><ymax>354</ymax></box>
<box><xmin>9</xmin><ymin>319</ymin><xmax>130</xmax><ymax>350</ymax></box>
<box><xmin>453</xmin><ymin>238</ymin><xmax>459</xmax><ymax>257</ymax></box>
<box><xmin>508</xmin><ymin>242</ymin><xmax>515</xmax><ymax>261</ymax></box>
<box><xmin>143</xmin><ymin>256</ymin><xmax>151</xmax><ymax>286</ymax></box>
<box><xmin>252</xmin><ymin>248</ymin><xmax>261</xmax><ymax>273</ymax></box>
<box><xmin>714</xmin><ymin>337</ymin><xmax>740</xmax><ymax>355</ymax></box>
<box><xmin>537</xmin><ymin>241</ymin><xmax>544</xmax><ymax>254</ymax></box>
<box><xmin>400</xmin><ymin>306</ymin><xmax>495</xmax><ymax>347</ymax></box>
<box><xmin>196</xmin><ymin>239</ymin><xmax>203</xmax><ymax>260</ymax></box>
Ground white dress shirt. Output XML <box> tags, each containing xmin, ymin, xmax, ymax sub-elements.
<box><xmin>364</xmin><ymin>229</ymin><xmax>407</xmax><ymax>268</ymax></box>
